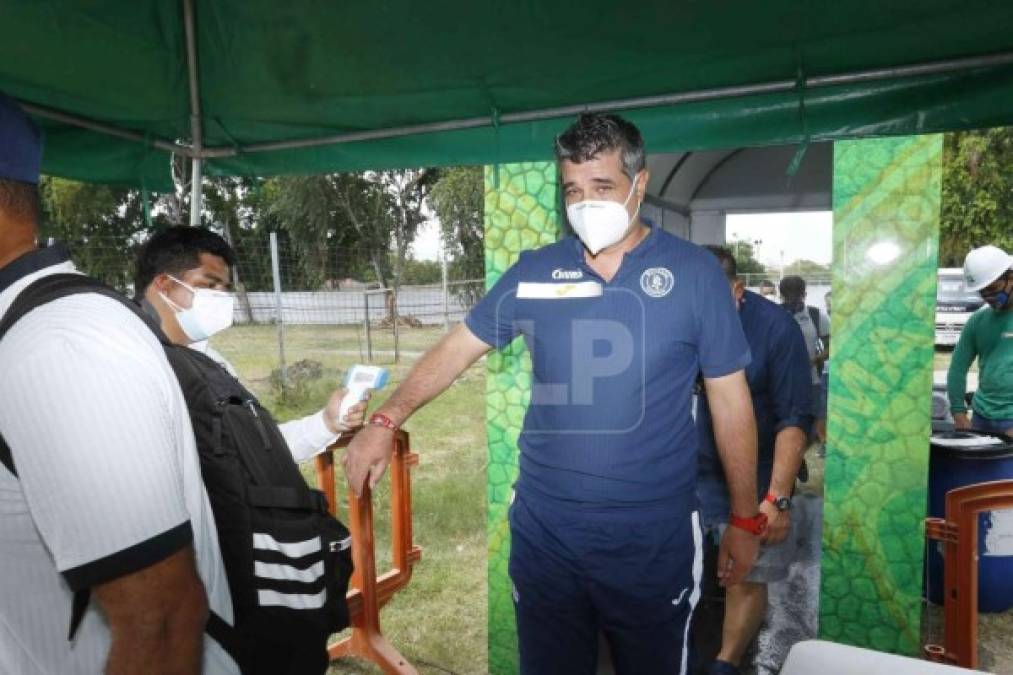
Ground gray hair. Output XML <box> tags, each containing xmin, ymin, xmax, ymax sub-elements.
<box><xmin>554</xmin><ymin>113</ymin><xmax>645</xmax><ymax>181</ymax></box>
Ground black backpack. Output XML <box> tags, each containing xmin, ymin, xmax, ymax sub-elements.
<box><xmin>0</xmin><ymin>274</ymin><xmax>353</xmax><ymax>675</ymax></box>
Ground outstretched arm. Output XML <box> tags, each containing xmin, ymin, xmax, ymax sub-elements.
<box><xmin>343</xmin><ymin>323</ymin><xmax>491</xmax><ymax>496</ymax></box>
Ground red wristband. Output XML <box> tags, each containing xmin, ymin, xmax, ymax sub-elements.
<box><xmin>764</xmin><ymin>492</ymin><xmax>778</xmax><ymax>505</ymax></box>
<box><xmin>368</xmin><ymin>413</ymin><xmax>398</xmax><ymax>431</ymax></box>
<box><xmin>729</xmin><ymin>512</ymin><xmax>768</xmax><ymax>536</ymax></box>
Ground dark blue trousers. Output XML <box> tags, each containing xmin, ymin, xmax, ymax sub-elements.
<box><xmin>508</xmin><ymin>491</ymin><xmax>703</xmax><ymax>675</ymax></box>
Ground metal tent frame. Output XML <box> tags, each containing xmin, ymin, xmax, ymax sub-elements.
<box><xmin>12</xmin><ymin>0</ymin><xmax>1013</xmax><ymax>223</ymax></box>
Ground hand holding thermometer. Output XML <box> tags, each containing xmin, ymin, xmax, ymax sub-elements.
<box><xmin>338</xmin><ymin>365</ymin><xmax>389</xmax><ymax>423</ymax></box>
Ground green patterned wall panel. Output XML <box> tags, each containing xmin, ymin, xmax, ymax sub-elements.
<box><xmin>819</xmin><ymin>135</ymin><xmax>942</xmax><ymax>655</ymax></box>
<box><xmin>485</xmin><ymin>162</ymin><xmax>562</xmax><ymax>675</ymax></box>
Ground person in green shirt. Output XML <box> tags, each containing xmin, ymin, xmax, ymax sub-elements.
<box><xmin>948</xmin><ymin>245</ymin><xmax>1013</xmax><ymax>436</ymax></box>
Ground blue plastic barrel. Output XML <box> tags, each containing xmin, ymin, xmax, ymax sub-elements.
<box><xmin>926</xmin><ymin>431</ymin><xmax>1013</xmax><ymax>613</ymax></box>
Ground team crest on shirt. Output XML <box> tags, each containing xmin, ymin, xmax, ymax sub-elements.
<box><xmin>640</xmin><ymin>267</ymin><xmax>674</xmax><ymax>298</ymax></box>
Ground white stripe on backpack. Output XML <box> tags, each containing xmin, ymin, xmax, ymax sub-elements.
<box><xmin>252</xmin><ymin>532</ymin><xmax>321</xmax><ymax>559</ymax></box>
<box><xmin>254</xmin><ymin>560</ymin><xmax>325</xmax><ymax>583</ymax></box>
<box><xmin>257</xmin><ymin>588</ymin><xmax>327</xmax><ymax>610</ymax></box>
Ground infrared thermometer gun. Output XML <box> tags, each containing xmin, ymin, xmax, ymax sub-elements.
<box><xmin>338</xmin><ymin>365</ymin><xmax>389</xmax><ymax>423</ymax></box>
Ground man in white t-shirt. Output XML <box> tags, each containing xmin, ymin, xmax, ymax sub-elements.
<box><xmin>0</xmin><ymin>93</ymin><xmax>236</xmax><ymax>674</ymax></box>
<box><xmin>133</xmin><ymin>226</ymin><xmax>368</xmax><ymax>462</ymax></box>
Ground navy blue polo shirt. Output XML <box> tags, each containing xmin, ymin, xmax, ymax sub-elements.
<box><xmin>466</xmin><ymin>224</ymin><xmax>751</xmax><ymax>510</ymax></box>
<box><xmin>696</xmin><ymin>290</ymin><xmax>813</xmax><ymax>526</ymax></box>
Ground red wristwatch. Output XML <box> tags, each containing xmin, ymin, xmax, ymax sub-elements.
<box><xmin>368</xmin><ymin>413</ymin><xmax>398</xmax><ymax>431</ymax></box>
<box><xmin>729</xmin><ymin>511</ymin><xmax>768</xmax><ymax>536</ymax></box>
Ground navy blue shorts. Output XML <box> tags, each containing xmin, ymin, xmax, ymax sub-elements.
<box><xmin>508</xmin><ymin>491</ymin><xmax>703</xmax><ymax>675</ymax></box>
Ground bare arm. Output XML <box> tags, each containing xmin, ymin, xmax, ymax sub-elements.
<box><xmin>767</xmin><ymin>426</ymin><xmax>806</xmax><ymax>498</ymax></box>
<box><xmin>94</xmin><ymin>545</ymin><xmax>208</xmax><ymax>675</ymax></box>
<box><xmin>704</xmin><ymin>369</ymin><xmax>761</xmax><ymax>586</ymax></box>
<box><xmin>343</xmin><ymin>323</ymin><xmax>492</xmax><ymax>496</ymax></box>
<box><xmin>704</xmin><ymin>370</ymin><xmax>758</xmax><ymax>517</ymax></box>
<box><xmin>948</xmin><ymin>317</ymin><xmax>978</xmax><ymax>427</ymax></box>
<box><xmin>376</xmin><ymin>323</ymin><xmax>491</xmax><ymax>426</ymax></box>
<box><xmin>761</xmin><ymin>426</ymin><xmax>807</xmax><ymax>544</ymax></box>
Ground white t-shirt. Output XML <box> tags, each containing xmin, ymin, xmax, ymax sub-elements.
<box><xmin>790</xmin><ymin>305</ymin><xmax>831</xmax><ymax>385</ymax></box>
<box><xmin>0</xmin><ymin>261</ymin><xmax>239</xmax><ymax>674</ymax></box>
<box><xmin>189</xmin><ymin>342</ymin><xmax>340</xmax><ymax>463</ymax></box>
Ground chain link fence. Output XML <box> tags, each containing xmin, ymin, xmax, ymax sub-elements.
<box><xmin>49</xmin><ymin>231</ymin><xmax>833</xmax><ymax>381</ymax></box>
<box><xmin>51</xmin><ymin>231</ymin><xmax>485</xmax><ymax>387</ymax></box>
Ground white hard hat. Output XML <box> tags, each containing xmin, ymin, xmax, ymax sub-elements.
<box><xmin>963</xmin><ymin>245</ymin><xmax>1013</xmax><ymax>291</ymax></box>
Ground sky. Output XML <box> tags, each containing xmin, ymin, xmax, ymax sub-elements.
<box><xmin>725</xmin><ymin>211</ymin><xmax>833</xmax><ymax>267</ymax></box>
<box><xmin>411</xmin><ymin>217</ymin><xmax>443</xmax><ymax>261</ymax></box>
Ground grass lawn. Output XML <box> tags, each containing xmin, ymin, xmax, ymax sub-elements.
<box><xmin>211</xmin><ymin>324</ymin><xmax>488</xmax><ymax>675</ymax></box>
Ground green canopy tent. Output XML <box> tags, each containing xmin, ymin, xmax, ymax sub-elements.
<box><xmin>2</xmin><ymin>0</ymin><xmax>1013</xmax><ymax>208</ymax></box>
<box><xmin>4</xmin><ymin>2</ymin><xmax>1012</xmax><ymax>669</ymax></box>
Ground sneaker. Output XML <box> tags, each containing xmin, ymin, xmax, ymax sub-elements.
<box><xmin>709</xmin><ymin>659</ymin><xmax>740</xmax><ymax>675</ymax></box>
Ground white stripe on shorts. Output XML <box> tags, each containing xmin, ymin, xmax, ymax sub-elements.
<box><xmin>680</xmin><ymin>511</ymin><xmax>704</xmax><ymax>675</ymax></box>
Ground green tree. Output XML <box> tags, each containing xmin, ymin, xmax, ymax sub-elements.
<box><xmin>429</xmin><ymin>166</ymin><xmax>484</xmax><ymax>282</ymax></box>
<box><xmin>262</xmin><ymin>169</ymin><xmax>440</xmax><ymax>318</ymax></box>
<box><xmin>38</xmin><ymin>177</ymin><xmax>162</xmax><ymax>291</ymax></box>
<box><xmin>779</xmin><ymin>258</ymin><xmax>831</xmax><ymax>278</ymax></box>
<box><xmin>376</xmin><ymin>169</ymin><xmax>441</xmax><ymax>294</ymax></box>
<box><xmin>726</xmin><ymin>238</ymin><xmax>766</xmax><ymax>276</ymax></box>
<box><xmin>263</xmin><ymin>175</ymin><xmax>348</xmax><ymax>289</ymax></box>
<box><xmin>940</xmin><ymin>127</ymin><xmax>1013</xmax><ymax>266</ymax></box>
<box><xmin>398</xmin><ymin>257</ymin><xmax>442</xmax><ymax>284</ymax></box>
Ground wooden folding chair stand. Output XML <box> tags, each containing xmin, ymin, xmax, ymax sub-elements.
<box><xmin>315</xmin><ymin>430</ymin><xmax>422</xmax><ymax>674</ymax></box>
<box><xmin>924</xmin><ymin>479</ymin><xmax>1013</xmax><ymax>670</ymax></box>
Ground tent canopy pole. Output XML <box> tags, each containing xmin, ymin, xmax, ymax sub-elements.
<box><xmin>183</xmin><ymin>0</ymin><xmax>203</xmax><ymax>226</ymax></box>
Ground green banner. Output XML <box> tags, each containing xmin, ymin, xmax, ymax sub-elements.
<box><xmin>819</xmin><ymin>135</ymin><xmax>942</xmax><ymax>654</ymax></box>
<box><xmin>484</xmin><ymin>162</ymin><xmax>562</xmax><ymax>675</ymax></box>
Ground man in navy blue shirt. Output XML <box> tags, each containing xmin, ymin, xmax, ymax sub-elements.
<box><xmin>345</xmin><ymin>113</ymin><xmax>765</xmax><ymax>674</ymax></box>
<box><xmin>696</xmin><ymin>247</ymin><xmax>813</xmax><ymax>675</ymax></box>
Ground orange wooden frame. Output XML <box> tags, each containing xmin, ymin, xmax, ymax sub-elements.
<box><xmin>924</xmin><ymin>479</ymin><xmax>1013</xmax><ymax>669</ymax></box>
<box><xmin>314</xmin><ymin>430</ymin><xmax>422</xmax><ymax>674</ymax></box>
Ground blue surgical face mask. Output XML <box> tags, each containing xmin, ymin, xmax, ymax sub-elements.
<box><xmin>984</xmin><ymin>289</ymin><xmax>1010</xmax><ymax>311</ymax></box>
<box><xmin>982</xmin><ymin>275</ymin><xmax>1012</xmax><ymax>311</ymax></box>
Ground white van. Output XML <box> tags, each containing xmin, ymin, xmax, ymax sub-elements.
<box><xmin>935</xmin><ymin>268</ymin><xmax>985</xmax><ymax>348</ymax></box>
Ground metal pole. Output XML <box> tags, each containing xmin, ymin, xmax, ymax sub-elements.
<box><xmin>270</xmin><ymin>232</ymin><xmax>288</xmax><ymax>389</ymax></box>
<box><xmin>182</xmin><ymin>0</ymin><xmax>204</xmax><ymax>225</ymax></box>
<box><xmin>182</xmin><ymin>0</ymin><xmax>203</xmax><ymax>148</ymax></box>
<box><xmin>190</xmin><ymin>158</ymin><xmax>202</xmax><ymax>225</ymax></box>
<box><xmin>391</xmin><ymin>288</ymin><xmax>400</xmax><ymax>364</ymax></box>
<box><xmin>363</xmin><ymin>292</ymin><xmax>372</xmax><ymax>363</ymax></box>
<box><xmin>16</xmin><ymin>101</ymin><xmax>183</xmax><ymax>154</ymax></box>
<box><xmin>441</xmin><ymin>253</ymin><xmax>450</xmax><ymax>332</ymax></box>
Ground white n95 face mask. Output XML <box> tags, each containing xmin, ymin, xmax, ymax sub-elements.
<box><xmin>566</xmin><ymin>174</ymin><xmax>642</xmax><ymax>255</ymax></box>
<box><xmin>160</xmin><ymin>275</ymin><xmax>235</xmax><ymax>343</ymax></box>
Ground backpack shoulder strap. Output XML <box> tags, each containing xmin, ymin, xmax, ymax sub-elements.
<box><xmin>0</xmin><ymin>273</ymin><xmax>168</xmax><ymax>344</ymax></box>
<box><xmin>807</xmin><ymin>305</ymin><xmax>821</xmax><ymax>332</ymax></box>
<box><xmin>0</xmin><ymin>274</ymin><xmax>169</xmax><ymax>476</ymax></box>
